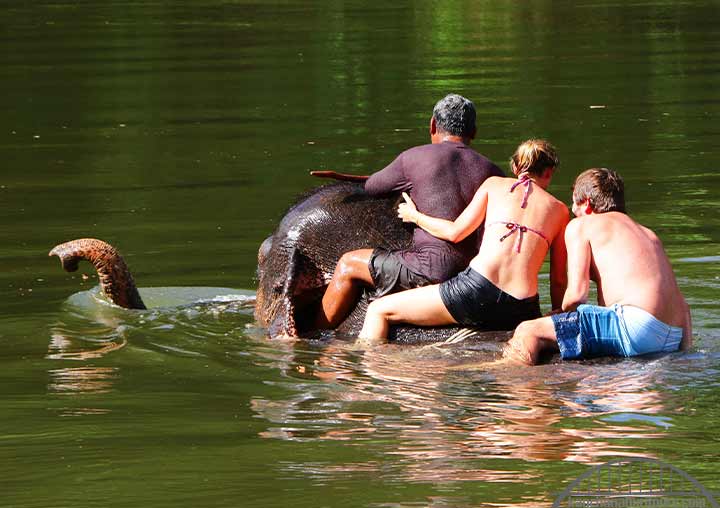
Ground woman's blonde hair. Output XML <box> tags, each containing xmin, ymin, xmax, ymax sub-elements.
<box><xmin>510</xmin><ymin>139</ymin><xmax>559</xmax><ymax>176</ymax></box>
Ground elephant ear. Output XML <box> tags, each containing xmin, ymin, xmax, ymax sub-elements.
<box><xmin>268</xmin><ymin>247</ymin><xmax>328</xmax><ymax>337</ymax></box>
<box><xmin>258</xmin><ymin>235</ymin><xmax>273</xmax><ymax>265</ymax></box>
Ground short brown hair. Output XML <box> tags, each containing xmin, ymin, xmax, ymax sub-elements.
<box><xmin>572</xmin><ymin>168</ymin><xmax>626</xmax><ymax>213</ymax></box>
<box><xmin>510</xmin><ymin>139</ymin><xmax>559</xmax><ymax>177</ymax></box>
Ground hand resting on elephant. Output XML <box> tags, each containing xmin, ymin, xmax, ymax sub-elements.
<box><xmin>358</xmin><ymin>139</ymin><xmax>570</xmax><ymax>344</ymax></box>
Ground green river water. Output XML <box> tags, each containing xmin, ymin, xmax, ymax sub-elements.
<box><xmin>1</xmin><ymin>1</ymin><xmax>719</xmax><ymax>507</ymax></box>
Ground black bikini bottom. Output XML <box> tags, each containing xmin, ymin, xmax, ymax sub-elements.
<box><xmin>439</xmin><ymin>267</ymin><xmax>541</xmax><ymax>330</ymax></box>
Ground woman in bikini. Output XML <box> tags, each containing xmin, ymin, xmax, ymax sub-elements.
<box><xmin>358</xmin><ymin>139</ymin><xmax>570</xmax><ymax>343</ymax></box>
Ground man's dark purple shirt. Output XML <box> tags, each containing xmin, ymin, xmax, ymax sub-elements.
<box><xmin>364</xmin><ymin>141</ymin><xmax>503</xmax><ymax>283</ymax></box>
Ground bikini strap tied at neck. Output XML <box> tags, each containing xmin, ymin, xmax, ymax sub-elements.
<box><xmin>510</xmin><ymin>173</ymin><xmax>532</xmax><ymax>208</ymax></box>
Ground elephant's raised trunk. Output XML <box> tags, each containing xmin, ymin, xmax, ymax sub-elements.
<box><xmin>49</xmin><ymin>238</ymin><xmax>146</xmax><ymax>310</ymax></box>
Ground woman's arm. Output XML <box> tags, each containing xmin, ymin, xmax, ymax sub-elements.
<box><xmin>398</xmin><ymin>183</ymin><xmax>490</xmax><ymax>243</ymax></box>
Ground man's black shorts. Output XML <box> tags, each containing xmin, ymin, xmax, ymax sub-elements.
<box><xmin>368</xmin><ymin>248</ymin><xmax>432</xmax><ymax>298</ymax></box>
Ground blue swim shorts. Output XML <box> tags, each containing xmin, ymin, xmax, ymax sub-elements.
<box><xmin>551</xmin><ymin>304</ymin><xmax>683</xmax><ymax>360</ymax></box>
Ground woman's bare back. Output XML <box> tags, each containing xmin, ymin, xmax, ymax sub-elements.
<box><xmin>470</xmin><ymin>176</ymin><xmax>569</xmax><ymax>300</ymax></box>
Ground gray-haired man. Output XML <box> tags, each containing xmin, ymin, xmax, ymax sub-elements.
<box><xmin>316</xmin><ymin>94</ymin><xmax>504</xmax><ymax>329</ymax></box>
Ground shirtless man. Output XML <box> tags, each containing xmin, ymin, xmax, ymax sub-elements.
<box><xmin>315</xmin><ymin>94</ymin><xmax>503</xmax><ymax>329</ymax></box>
<box><xmin>504</xmin><ymin>168</ymin><xmax>692</xmax><ymax>365</ymax></box>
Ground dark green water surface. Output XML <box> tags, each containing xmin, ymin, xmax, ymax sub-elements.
<box><xmin>2</xmin><ymin>1</ymin><xmax>719</xmax><ymax>507</ymax></box>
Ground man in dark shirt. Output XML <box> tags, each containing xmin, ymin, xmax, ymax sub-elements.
<box><xmin>315</xmin><ymin>94</ymin><xmax>504</xmax><ymax>329</ymax></box>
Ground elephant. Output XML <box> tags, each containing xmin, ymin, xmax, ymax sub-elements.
<box><xmin>49</xmin><ymin>182</ymin><xmax>508</xmax><ymax>345</ymax></box>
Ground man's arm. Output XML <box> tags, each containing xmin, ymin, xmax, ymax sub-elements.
<box><xmin>398</xmin><ymin>182</ymin><xmax>490</xmax><ymax>243</ymax></box>
<box><xmin>549</xmin><ymin>208</ymin><xmax>569</xmax><ymax>310</ymax></box>
<box><xmin>561</xmin><ymin>218</ymin><xmax>592</xmax><ymax>312</ymax></box>
<box><xmin>364</xmin><ymin>154</ymin><xmax>410</xmax><ymax>195</ymax></box>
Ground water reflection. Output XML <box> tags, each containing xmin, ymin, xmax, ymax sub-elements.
<box><xmin>47</xmin><ymin>366</ymin><xmax>118</xmax><ymax>396</ymax></box>
<box><xmin>45</xmin><ymin>320</ymin><xmax>126</xmax><ymax>416</ymax></box>
<box><xmin>47</xmin><ymin>331</ymin><xmax>127</xmax><ymax>361</ymax></box>
<box><xmin>45</xmin><ymin>287</ymin><xmax>128</xmax><ymax>399</ymax></box>
<box><xmin>44</xmin><ymin>286</ymin><xmax>258</xmax><ymax>405</ymax></box>
<box><xmin>252</xmin><ymin>340</ymin><xmax>680</xmax><ymax>483</ymax></box>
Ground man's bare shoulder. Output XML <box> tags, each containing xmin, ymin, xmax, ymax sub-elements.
<box><xmin>570</xmin><ymin>212</ymin><xmax>662</xmax><ymax>249</ymax></box>
<box><xmin>566</xmin><ymin>215</ymin><xmax>591</xmax><ymax>235</ymax></box>
<box><xmin>577</xmin><ymin>211</ymin><xmax>621</xmax><ymax>229</ymax></box>
<box><xmin>637</xmin><ymin>221</ymin><xmax>662</xmax><ymax>243</ymax></box>
<box><xmin>593</xmin><ymin>211</ymin><xmax>654</xmax><ymax>236</ymax></box>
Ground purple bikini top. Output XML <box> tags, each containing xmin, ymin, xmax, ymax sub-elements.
<box><xmin>488</xmin><ymin>221</ymin><xmax>549</xmax><ymax>253</ymax></box>
<box><xmin>510</xmin><ymin>173</ymin><xmax>532</xmax><ymax>208</ymax></box>
<box><xmin>489</xmin><ymin>173</ymin><xmax>549</xmax><ymax>253</ymax></box>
